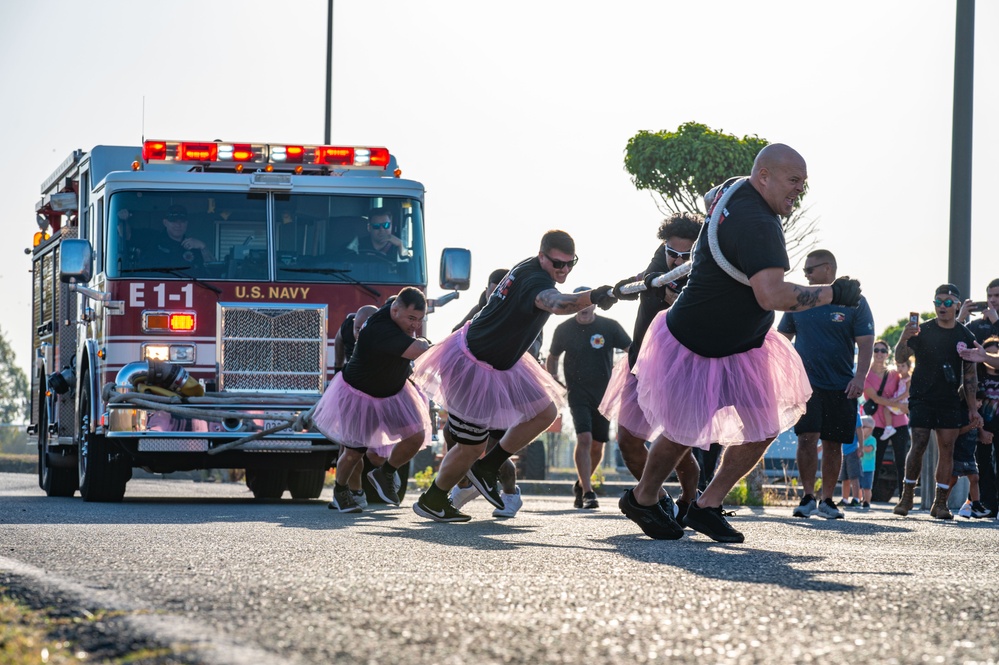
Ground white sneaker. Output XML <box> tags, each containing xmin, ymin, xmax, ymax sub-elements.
<box><xmin>880</xmin><ymin>425</ymin><xmax>896</xmax><ymax>441</ymax></box>
<box><xmin>449</xmin><ymin>484</ymin><xmax>480</xmax><ymax>509</ymax></box>
<box><xmin>492</xmin><ymin>486</ymin><xmax>523</xmax><ymax>518</ymax></box>
<box><xmin>957</xmin><ymin>500</ymin><xmax>973</xmax><ymax>519</ymax></box>
<box><xmin>816</xmin><ymin>498</ymin><xmax>845</xmax><ymax>519</ymax></box>
<box><xmin>352</xmin><ymin>489</ymin><xmax>368</xmax><ymax>509</ymax></box>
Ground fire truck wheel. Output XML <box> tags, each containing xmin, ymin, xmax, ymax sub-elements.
<box><xmin>245</xmin><ymin>468</ymin><xmax>287</xmax><ymax>499</ymax></box>
<box><xmin>286</xmin><ymin>468</ymin><xmax>326</xmax><ymax>499</ymax></box>
<box><xmin>360</xmin><ymin>456</ymin><xmax>410</xmax><ymax>504</ymax></box>
<box><xmin>77</xmin><ymin>374</ymin><xmax>128</xmax><ymax>502</ymax></box>
<box><xmin>37</xmin><ymin>384</ymin><xmax>78</xmax><ymax>497</ymax></box>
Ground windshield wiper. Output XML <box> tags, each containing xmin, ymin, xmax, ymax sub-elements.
<box><xmin>121</xmin><ymin>266</ymin><xmax>223</xmax><ymax>295</ymax></box>
<box><xmin>279</xmin><ymin>267</ymin><xmax>381</xmax><ymax>299</ymax></box>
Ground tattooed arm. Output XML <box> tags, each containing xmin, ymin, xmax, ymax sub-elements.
<box><xmin>748</xmin><ymin>266</ymin><xmax>834</xmax><ymax>312</ymax></box>
<box><xmin>535</xmin><ymin>288</ymin><xmax>601</xmax><ymax>316</ymax></box>
<box><xmin>964</xmin><ymin>360</ymin><xmax>983</xmax><ymax>428</ymax></box>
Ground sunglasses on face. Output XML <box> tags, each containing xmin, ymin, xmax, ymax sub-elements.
<box><xmin>873</xmin><ymin>348</ymin><xmax>889</xmax><ymax>353</ymax></box>
<box><xmin>543</xmin><ymin>253</ymin><xmax>578</xmax><ymax>270</ymax></box>
<box><xmin>803</xmin><ymin>262</ymin><xmax>830</xmax><ymax>275</ymax></box>
<box><xmin>933</xmin><ymin>298</ymin><xmax>956</xmax><ymax>307</ymax></box>
<box><xmin>369</xmin><ymin>221</ymin><xmax>392</xmax><ymax>230</ymax></box>
<box><xmin>665</xmin><ymin>246</ymin><xmax>691</xmax><ymax>260</ymax></box>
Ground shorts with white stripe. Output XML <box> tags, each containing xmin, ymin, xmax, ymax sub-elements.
<box><xmin>446</xmin><ymin>414</ymin><xmax>490</xmax><ymax>446</ymax></box>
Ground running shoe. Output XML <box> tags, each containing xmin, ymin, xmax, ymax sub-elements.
<box><xmin>958</xmin><ymin>500</ymin><xmax>973</xmax><ymax>519</ymax></box>
<box><xmin>573</xmin><ymin>480</ymin><xmax>583</xmax><ymax>509</ymax></box>
<box><xmin>413</xmin><ymin>492</ymin><xmax>472</xmax><ymax>523</ymax></box>
<box><xmin>971</xmin><ymin>501</ymin><xmax>992</xmax><ymax>519</ymax></box>
<box><xmin>581</xmin><ymin>491</ymin><xmax>599</xmax><ymax>510</ymax></box>
<box><xmin>449</xmin><ymin>483</ymin><xmax>480</xmax><ymax>509</ymax></box>
<box><xmin>367</xmin><ymin>466</ymin><xmax>401</xmax><ymax>505</ymax></box>
<box><xmin>674</xmin><ymin>498</ymin><xmax>690</xmax><ymax>524</ymax></box>
<box><xmin>493</xmin><ymin>486</ymin><xmax>524</xmax><ymax>518</ymax></box>
<box><xmin>817</xmin><ymin>498</ymin><xmax>845</xmax><ymax>519</ymax></box>
<box><xmin>329</xmin><ymin>483</ymin><xmax>362</xmax><ymax>513</ymax></box>
<box><xmin>466</xmin><ymin>460</ymin><xmax>505</xmax><ymax>509</ymax></box>
<box><xmin>659</xmin><ymin>489</ymin><xmax>679</xmax><ymax>519</ymax></box>
<box><xmin>683</xmin><ymin>501</ymin><xmax>745</xmax><ymax>543</ymax></box>
<box><xmin>793</xmin><ymin>494</ymin><xmax>818</xmax><ymax>518</ymax></box>
<box><xmin>352</xmin><ymin>489</ymin><xmax>368</xmax><ymax>509</ymax></box>
<box><xmin>619</xmin><ymin>489</ymin><xmax>684</xmax><ymax>540</ymax></box>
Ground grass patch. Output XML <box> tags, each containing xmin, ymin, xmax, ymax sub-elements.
<box><xmin>1</xmin><ymin>591</ymin><xmax>87</xmax><ymax>664</ymax></box>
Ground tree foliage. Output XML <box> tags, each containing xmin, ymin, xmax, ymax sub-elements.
<box><xmin>623</xmin><ymin>121</ymin><xmax>819</xmax><ymax>265</ymax></box>
<box><xmin>878</xmin><ymin>313</ymin><xmax>933</xmax><ymax>357</ymax></box>
<box><xmin>0</xmin><ymin>326</ymin><xmax>29</xmax><ymax>452</ymax></box>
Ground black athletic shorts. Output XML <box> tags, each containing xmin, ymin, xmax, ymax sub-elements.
<box><xmin>569</xmin><ymin>403</ymin><xmax>610</xmax><ymax>442</ymax></box>
<box><xmin>793</xmin><ymin>387</ymin><xmax>858</xmax><ymax>444</ymax></box>
<box><xmin>908</xmin><ymin>400</ymin><xmax>968</xmax><ymax>430</ymax></box>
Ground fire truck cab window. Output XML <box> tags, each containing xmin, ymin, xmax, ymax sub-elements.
<box><xmin>105</xmin><ymin>191</ymin><xmax>426</xmax><ymax>286</ymax></box>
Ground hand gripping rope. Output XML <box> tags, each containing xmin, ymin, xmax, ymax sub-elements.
<box><xmin>609</xmin><ymin>176</ymin><xmax>750</xmax><ymax>298</ymax></box>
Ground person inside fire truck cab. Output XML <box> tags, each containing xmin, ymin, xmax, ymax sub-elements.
<box><xmin>115</xmin><ymin>208</ymin><xmax>141</xmax><ymax>269</ymax></box>
<box><xmin>347</xmin><ymin>207</ymin><xmax>405</xmax><ymax>260</ymax></box>
<box><xmin>146</xmin><ymin>204</ymin><xmax>214</xmax><ymax>266</ymax></box>
<box><xmin>311</xmin><ymin>287</ymin><xmax>433</xmax><ymax>513</ymax></box>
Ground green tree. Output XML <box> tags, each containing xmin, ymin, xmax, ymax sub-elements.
<box><xmin>0</xmin><ymin>325</ymin><xmax>29</xmax><ymax>453</ymax></box>
<box><xmin>623</xmin><ymin>121</ymin><xmax>818</xmax><ymax>265</ymax></box>
<box><xmin>879</xmin><ymin>313</ymin><xmax>933</xmax><ymax>356</ymax></box>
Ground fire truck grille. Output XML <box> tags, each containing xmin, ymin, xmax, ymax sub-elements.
<box><xmin>218</xmin><ymin>304</ymin><xmax>327</xmax><ymax>393</ymax></box>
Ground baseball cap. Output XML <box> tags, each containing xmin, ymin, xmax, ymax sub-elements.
<box><xmin>573</xmin><ymin>286</ymin><xmax>591</xmax><ymax>294</ymax></box>
<box><xmin>165</xmin><ymin>204</ymin><xmax>188</xmax><ymax>220</ymax></box>
<box><xmin>934</xmin><ymin>283</ymin><xmax>960</xmax><ymax>299</ymax></box>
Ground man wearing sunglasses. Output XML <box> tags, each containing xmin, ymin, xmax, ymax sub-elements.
<box><xmin>957</xmin><ymin>278</ymin><xmax>999</xmax><ymax>344</ymax></box>
<box><xmin>778</xmin><ymin>249</ymin><xmax>875</xmax><ymax>520</ymax></box>
<box><xmin>893</xmin><ymin>284</ymin><xmax>981</xmax><ymax>519</ymax></box>
<box><xmin>411</xmin><ymin>230</ymin><xmax>619</xmax><ymax>522</ymax></box>
<box><xmin>354</xmin><ymin>208</ymin><xmax>405</xmax><ymax>258</ymax></box>
<box><xmin>619</xmin><ymin>144</ymin><xmax>862</xmax><ymax>543</ymax></box>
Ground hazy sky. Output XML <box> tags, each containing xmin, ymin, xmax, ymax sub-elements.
<box><xmin>1</xmin><ymin>1</ymin><xmax>996</xmax><ymax>379</ymax></box>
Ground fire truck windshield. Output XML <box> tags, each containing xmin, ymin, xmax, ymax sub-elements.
<box><xmin>106</xmin><ymin>191</ymin><xmax>427</xmax><ymax>285</ymax></box>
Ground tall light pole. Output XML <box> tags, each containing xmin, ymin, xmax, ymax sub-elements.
<box><xmin>948</xmin><ymin>0</ymin><xmax>974</xmax><ymax>296</ymax></box>
<box><xmin>324</xmin><ymin>0</ymin><xmax>334</xmax><ymax>144</ymax></box>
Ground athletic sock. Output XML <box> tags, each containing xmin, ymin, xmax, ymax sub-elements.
<box><xmin>423</xmin><ymin>480</ymin><xmax>448</xmax><ymax>506</ymax></box>
<box><xmin>937</xmin><ymin>482</ymin><xmax>949</xmax><ymax>490</ymax></box>
<box><xmin>382</xmin><ymin>462</ymin><xmax>399</xmax><ymax>476</ymax></box>
<box><xmin>480</xmin><ymin>444</ymin><xmax>513</xmax><ymax>472</ymax></box>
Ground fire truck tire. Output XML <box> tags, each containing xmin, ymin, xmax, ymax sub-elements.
<box><xmin>360</xmin><ymin>456</ymin><xmax>410</xmax><ymax>504</ymax></box>
<box><xmin>37</xmin><ymin>387</ymin><xmax>78</xmax><ymax>498</ymax></box>
<box><xmin>286</xmin><ymin>468</ymin><xmax>327</xmax><ymax>499</ymax></box>
<box><xmin>77</xmin><ymin>375</ymin><xmax>128</xmax><ymax>502</ymax></box>
<box><xmin>245</xmin><ymin>469</ymin><xmax>287</xmax><ymax>499</ymax></box>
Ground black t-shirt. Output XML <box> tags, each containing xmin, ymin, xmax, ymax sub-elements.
<box><xmin>966</xmin><ymin>316</ymin><xmax>999</xmax><ymax>345</ymax></box>
<box><xmin>906</xmin><ymin>319</ymin><xmax>977</xmax><ymax>407</ymax></box>
<box><xmin>339</xmin><ymin>314</ymin><xmax>358</xmax><ymax>360</ymax></box>
<box><xmin>550</xmin><ymin>315</ymin><xmax>631</xmax><ymax>406</ymax></box>
<box><xmin>342</xmin><ymin>305</ymin><xmax>415</xmax><ymax>398</ymax></box>
<box><xmin>666</xmin><ymin>183</ymin><xmax>789</xmax><ymax>358</ymax></box>
<box><xmin>144</xmin><ymin>232</ymin><xmax>204</xmax><ymax>267</ymax></box>
<box><xmin>465</xmin><ymin>256</ymin><xmax>554</xmax><ymax>370</ymax></box>
<box><xmin>980</xmin><ymin>373</ymin><xmax>999</xmax><ymax>435</ymax></box>
<box><xmin>629</xmin><ymin>244</ymin><xmax>673</xmax><ymax>368</ymax></box>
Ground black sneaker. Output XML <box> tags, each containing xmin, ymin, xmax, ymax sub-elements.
<box><xmin>674</xmin><ymin>498</ymin><xmax>690</xmax><ymax>524</ymax></box>
<box><xmin>573</xmin><ymin>480</ymin><xmax>583</xmax><ymax>509</ymax></box>
<box><xmin>582</xmin><ymin>491</ymin><xmax>599</xmax><ymax>509</ymax></box>
<box><xmin>329</xmin><ymin>483</ymin><xmax>362</xmax><ymax>513</ymax></box>
<box><xmin>619</xmin><ymin>489</ymin><xmax>684</xmax><ymax>540</ymax></box>
<box><xmin>367</xmin><ymin>466</ymin><xmax>401</xmax><ymax>506</ymax></box>
<box><xmin>971</xmin><ymin>501</ymin><xmax>992</xmax><ymax>519</ymax></box>
<box><xmin>466</xmin><ymin>461</ymin><xmax>505</xmax><ymax>509</ymax></box>
<box><xmin>413</xmin><ymin>492</ymin><xmax>471</xmax><ymax>523</ymax></box>
<box><xmin>659</xmin><ymin>490</ymin><xmax>678</xmax><ymax>520</ymax></box>
<box><xmin>683</xmin><ymin>501</ymin><xmax>745</xmax><ymax>543</ymax></box>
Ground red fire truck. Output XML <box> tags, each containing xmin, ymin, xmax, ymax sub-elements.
<box><xmin>28</xmin><ymin>140</ymin><xmax>469</xmax><ymax>501</ymax></box>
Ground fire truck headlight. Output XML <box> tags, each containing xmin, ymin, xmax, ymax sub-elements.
<box><xmin>142</xmin><ymin>344</ymin><xmax>196</xmax><ymax>364</ymax></box>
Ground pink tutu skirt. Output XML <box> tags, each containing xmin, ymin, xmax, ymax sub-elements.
<box><xmin>311</xmin><ymin>374</ymin><xmax>430</xmax><ymax>452</ymax></box>
<box><xmin>412</xmin><ymin>323</ymin><xmax>566</xmax><ymax>429</ymax></box>
<box><xmin>634</xmin><ymin>311</ymin><xmax>811</xmax><ymax>449</ymax></box>
<box><xmin>598</xmin><ymin>357</ymin><xmax>656</xmax><ymax>442</ymax></box>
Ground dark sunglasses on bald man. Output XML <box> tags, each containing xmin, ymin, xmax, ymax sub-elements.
<box><xmin>933</xmin><ymin>298</ymin><xmax>957</xmax><ymax>307</ymax></box>
<box><xmin>803</xmin><ymin>262</ymin><xmax>830</xmax><ymax>275</ymax></box>
<box><xmin>543</xmin><ymin>253</ymin><xmax>578</xmax><ymax>270</ymax></box>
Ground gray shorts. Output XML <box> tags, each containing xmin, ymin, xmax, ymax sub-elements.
<box><xmin>952</xmin><ymin>457</ymin><xmax>979</xmax><ymax>477</ymax></box>
<box><xmin>839</xmin><ymin>452</ymin><xmax>862</xmax><ymax>480</ymax></box>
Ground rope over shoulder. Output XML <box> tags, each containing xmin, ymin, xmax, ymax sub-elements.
<box><xmin>704</xmin><ymin>176</ymin><xmax>750</xmax><ymax>286</ymax></box>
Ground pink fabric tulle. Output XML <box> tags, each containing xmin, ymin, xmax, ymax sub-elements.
<box><xmin>412</xmin><ymin>323</ymin><xmax>566</xmax><ymax>429</ymax></box>
<box><xmin>311</xmin><ymin>374</ymin><xmax>430</xmax><ymax>451</ymax></box>
<box><xmin>598</xmin><ymin>356</ymin><xmax>656</xmax><ymax>442</ymax></box>
<box><xmin>634</xmin><ymin>311</ymin><xmax>811</xmax><ymax>449</ymax></box>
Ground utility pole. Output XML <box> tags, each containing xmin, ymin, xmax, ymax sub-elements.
<box><xmin>948</xmin><ymin>0</ymin><xmax>974</xmax><ymax>297</ymax></box>
<box><xmin>324</xmin><ymin>0</ymin><xmax>334</xmax><ymax>144</ymax></box>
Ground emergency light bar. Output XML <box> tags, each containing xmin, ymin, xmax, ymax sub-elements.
<box><xmin>142</xmin><ymin>140</ymin><xmax>390</xmax><ymax>170</ymax></box>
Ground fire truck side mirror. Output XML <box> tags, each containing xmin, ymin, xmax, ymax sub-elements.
<box><xmin>439</xmin><ymin>248</ymin><xmax>471</xmax><ymax>291</ymax></box>
<box><xmin>59</xmin><ymin>239</ymin><xmax>94</xmax><ymax>284</ymax></box>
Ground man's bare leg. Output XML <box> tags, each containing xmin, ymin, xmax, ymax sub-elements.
<box><xmin>795</xmin><ymin>432</ymin><xmax>820</xmax><ymax>497</ymax></box>
<box><xmin>575</xmin><ymin>431</ymin><xmax>596</xmax><ymax>493</ymax></box>
<box><xmin>697</xmin><ymin>439</ymin><xmax>772</xmax><ymax>508</ymax></box>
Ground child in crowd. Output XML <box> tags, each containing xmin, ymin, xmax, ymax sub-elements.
<box><xmin>881</xmin><ymin>359</ymin><xmax>911</xmax><ymax>441</ymax></box>
<box><xmin>859</xmin><ymin>415</ymin><xmax>876</xmax><ymax>509</ymax></box>
<box><xmin>953</xmin><ymin>388</ymin><xmax>992</xmax><ymax>519</ymax></box>
<box><xmin>839</xmin><ymin>410</ymin><xmax>863</xmax><ymax>508</ymax></box>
